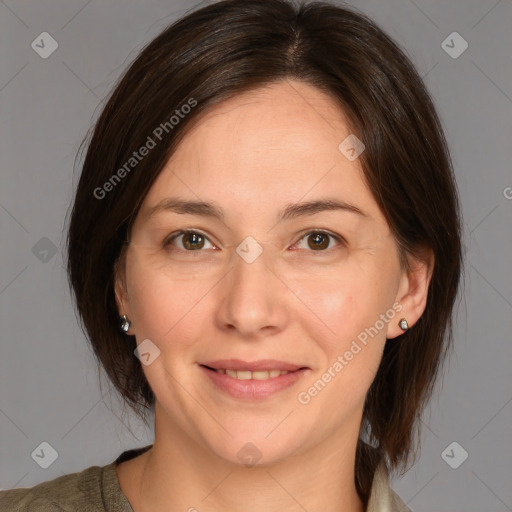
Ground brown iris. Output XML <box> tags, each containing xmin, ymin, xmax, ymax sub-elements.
<box><xmin>182</xmin><ymin>232</ymin><xmax>206</xmax><ymax>250</ymax></box>
<box><xmin>306</xmin><ymin>232</ymin><xmax>329</xmax><ymax>250</ymax></box>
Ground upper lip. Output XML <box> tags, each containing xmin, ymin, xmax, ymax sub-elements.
<box><xmin>199</xmin><ymin>359</ymin><xmax>308</xmax><ymax>372</ymax></box>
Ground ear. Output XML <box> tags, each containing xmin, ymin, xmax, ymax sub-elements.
<box><xmin>114</xmin><ymin>253</ymin><xmax>133</xmax><ymax>333</ymax></box>
<box><xmin>387</xmin><ymin>247</ymin><xmax>434</xmax><ymax>339</ymax></box>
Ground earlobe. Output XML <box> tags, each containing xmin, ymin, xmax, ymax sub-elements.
<box><xmin>114</xmin><ymin>261</ymin><xmax>134</xmax><ymax>335</ymax></box>
<box><xmin>114</xmin><ymin>255</ymin><xmax>130</xmax><ymax>317</ymax></box>
<box><xmin>387</xmin><ymin>248</ymin><xmax>434</xmax><ymax>340</ymax></box>
<box><xmin>398</xmin><ymin>318</ymin><xmax>409</xmax><ymax>331</ymax></box>
<box><xmin>119</xmin><ymin>314</ymin><xmax>132</xmax><ymax>333</ymax></box>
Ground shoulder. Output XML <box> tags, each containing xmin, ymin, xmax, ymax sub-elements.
<box><xmin>0</xmin><ymin>464</ymin><xmax>113</xmax><ymax>512</ymax></box>
<box><xmin>0</xmin><ymin>445</ymin><xmax>151</xmax><ymax>512</ymax></box>
<box><xmin>367</xmin><ymin>461</ymin><xmax>412</xmax><ymax>512</ymax></box>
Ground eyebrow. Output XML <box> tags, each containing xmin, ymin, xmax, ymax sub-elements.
<box><xmin>144</xmin><ymin>197</ymin><xmax>368</xmax><ymax>223</ymax></box>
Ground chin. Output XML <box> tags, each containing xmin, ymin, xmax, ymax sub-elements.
<box><xmin>206</xmin><ymin>430</ymin><xmax>305</xmax><ymax>468</ymax></box>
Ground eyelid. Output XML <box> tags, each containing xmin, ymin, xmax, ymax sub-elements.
<box><xmin>164</xmin><ymin>228</ymin><xmax>345</xmax><ymax>252</ymax></box>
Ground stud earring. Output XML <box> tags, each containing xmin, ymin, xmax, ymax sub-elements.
<box><xmin>119</xmin><ymin>315</ymin><xmax>131</xmax><ymax>333</ymax></box>
<box><xmin>398</xmin><ymin>318</ymin><xmax>409</xmax><ymax>331</ymax></box>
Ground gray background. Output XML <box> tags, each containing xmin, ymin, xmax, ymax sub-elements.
<box><xmin>1</xmin><ymin>0</ymin><xmax>511</xmax><ymax>510</ymax></box>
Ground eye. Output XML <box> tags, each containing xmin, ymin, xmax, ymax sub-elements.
<box><xmin>291</xmin><ymin>230</ymin><xmax>344</xmax><ymax>252</ymax></box>
<box><xmin>164</xmin><ymin>230</ymin><xmax>216</xmax><ymax>251</ymax></box>
<box><xmin>163</xmin><ymin>229</ymin><xmax>344</xmax><ymax>253</ymax></box>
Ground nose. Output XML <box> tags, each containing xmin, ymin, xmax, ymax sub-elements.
<box><xmin>216</xmin><ymin>239</ymin><xmax>289</xmax><ymax>338</ymax></box>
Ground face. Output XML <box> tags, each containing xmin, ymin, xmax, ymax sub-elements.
<box><xmin>115</xmin><ymin>79</ymin><xmax>422</xmax><ymax>466</ymax></box>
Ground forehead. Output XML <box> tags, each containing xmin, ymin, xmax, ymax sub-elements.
<box><xmin>140</xmin><ymin>80</ymin><xmax>385</xmax><ymax>227</ymax></box>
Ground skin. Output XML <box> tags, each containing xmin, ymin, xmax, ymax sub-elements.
<box><xmin>114</xmin><ymin>79</ymin><xmax>434</xmax><ymax>512</ymax></box>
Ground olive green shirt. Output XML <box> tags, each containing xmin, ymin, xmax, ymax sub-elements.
<box><xmin>0</xmin><ymin>445</ymin><xmax>411</xmax><ymax>511</ymax></box>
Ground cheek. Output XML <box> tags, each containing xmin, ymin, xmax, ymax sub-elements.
<box><xmin>296</xmin><ymin>274</ymin><xmax>390</xmax><ymax>411</ymax></box>
<box><xmin>126</xmin><ymin>261</ymin><xmax>211</xmax><ymax>344</ymax></box>
<box><xmin>294</xmin><ymin>261</ymin><xmax>394</xmax><ymax>344</ymax></box>
<box><xmin>125</xmin><ymin>266</ymin><xmax>216</xmax><ymax>398</ymax></box>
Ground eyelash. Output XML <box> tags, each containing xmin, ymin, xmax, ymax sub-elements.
<box><xmin>163</xmin><ymin>229</ymin><xmax>345</xmax><ymax>254</ymax></box>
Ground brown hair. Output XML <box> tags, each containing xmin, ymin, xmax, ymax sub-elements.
<box><xmin>67</xmin><ymin>0</ymin><xmax>463</xmax><ymax>503</ymax></box>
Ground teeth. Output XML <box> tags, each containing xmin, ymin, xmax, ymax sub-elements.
<box><xmin>218</xmin><ymin>369</ymin><xmax>290</xmax><ymax>380</ymax></box>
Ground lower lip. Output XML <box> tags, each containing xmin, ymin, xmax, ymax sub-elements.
<box><xmin>199</xmin><ymin>365</ymin><xmax>309</xmax><ymax>400</ymax></box>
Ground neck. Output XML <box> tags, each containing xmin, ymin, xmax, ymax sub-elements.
<box><xmin>124</xmin><ymin>403</ymin><xmax>365</xmax><ymax>512</ymax></box>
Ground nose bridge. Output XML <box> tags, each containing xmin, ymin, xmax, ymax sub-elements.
<box><xmin>219</xmin><ymin>235</ymin><xmax>286</xmax><ymax>335</ymax></box>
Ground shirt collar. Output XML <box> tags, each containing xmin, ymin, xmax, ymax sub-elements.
<box><xmin>366</xmin><ymin>461</ymin><xmax>411</xmax><ymax>512</ymax></box>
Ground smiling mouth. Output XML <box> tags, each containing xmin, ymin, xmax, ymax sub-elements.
<box><xmin>200</xmin><ymin>365</ymin><xmax>304</xmax><ymax>380</ymax></box>
<box><xmin>199</xmin><ymin>362</ymin><xmax>310</xmax><ymax>400</ymax></box>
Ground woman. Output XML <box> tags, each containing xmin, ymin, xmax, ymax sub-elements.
<box><xmin>0</xmin><ymin>0</ymin><xmax>463</xmax><ymax>510</ymax></box>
